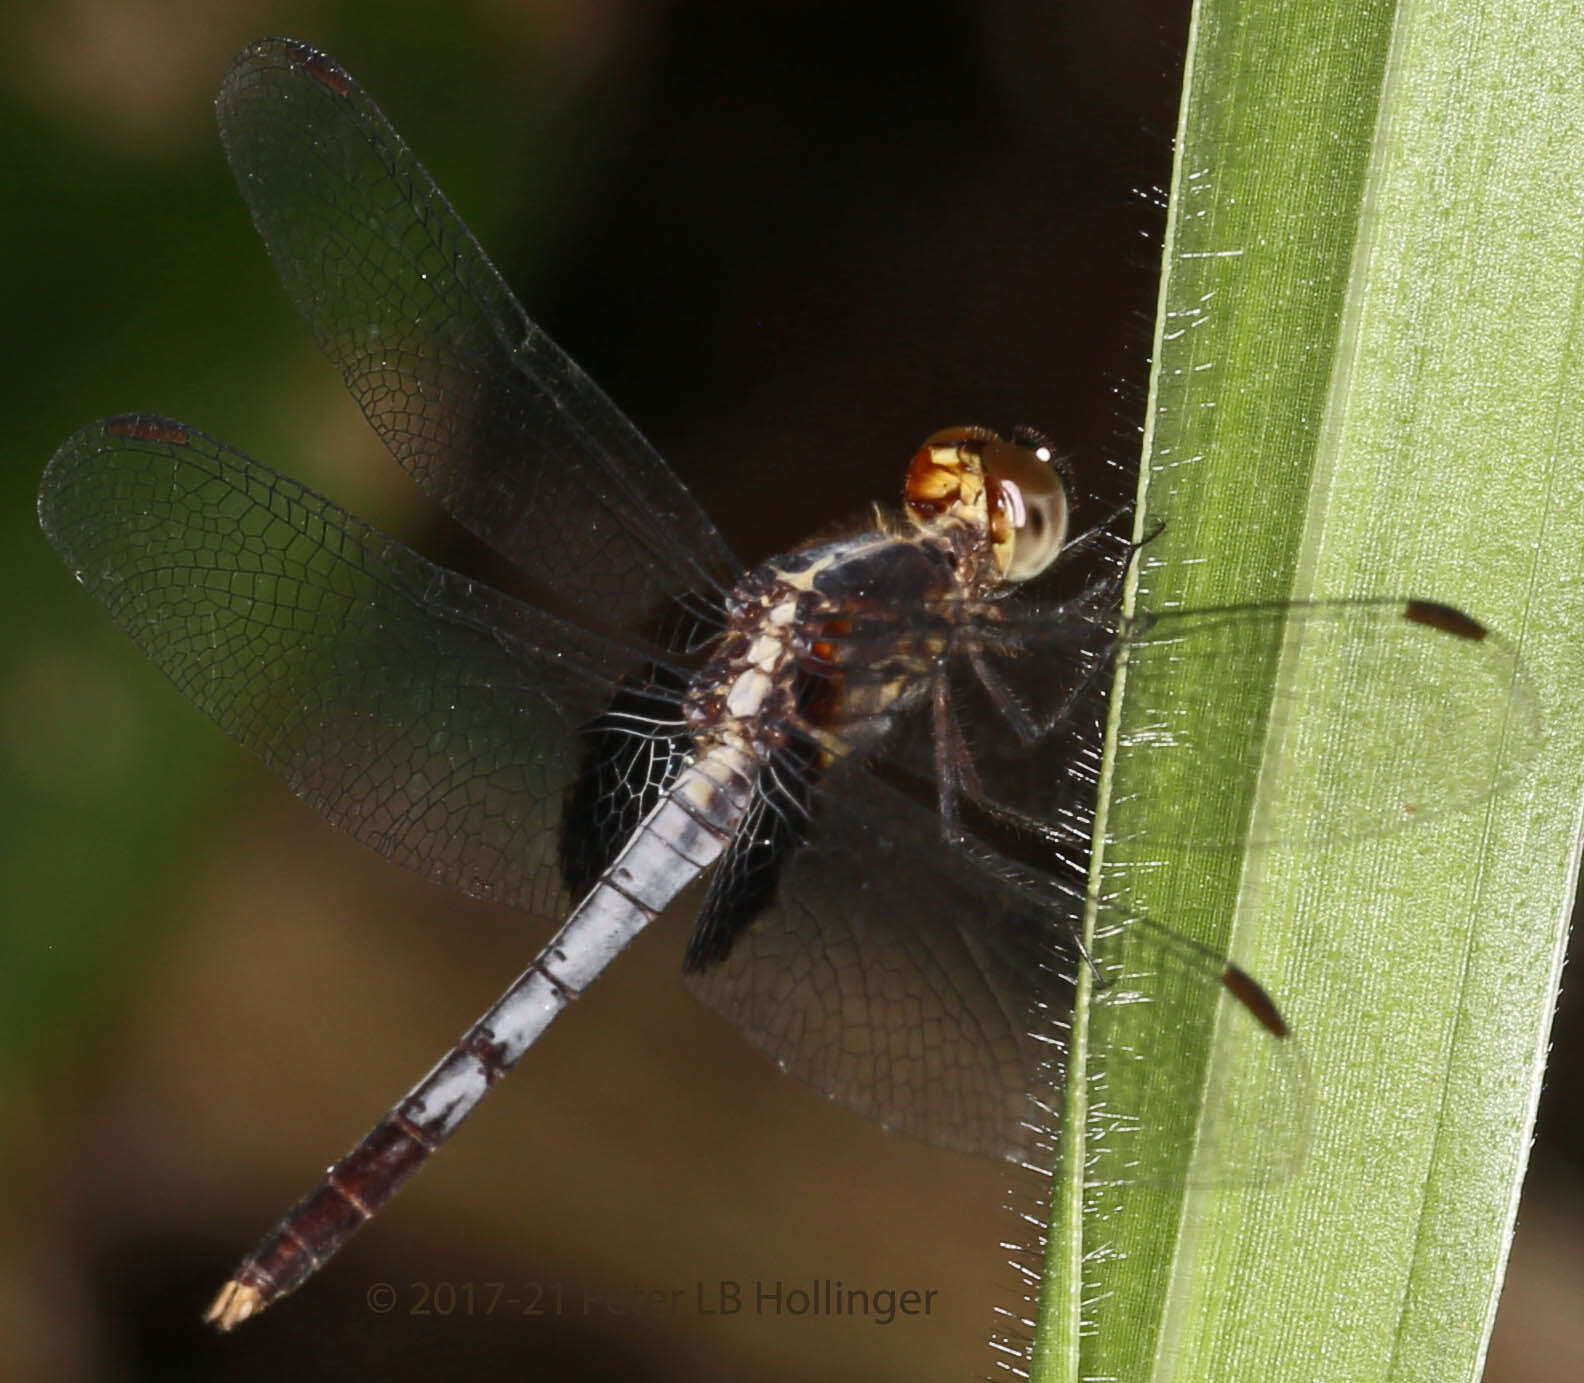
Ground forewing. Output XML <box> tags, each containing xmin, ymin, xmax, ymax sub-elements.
<box><xmin>38</xmin><ymin>414</ymin><xmax>652</xmax><ymax>918</ymax></box>
<box><xmin>1106</xmin><ymin>598</ymin><xmax>1542</xmax><ymax>850</ymax></box>
<box><xmin>932</xmin><ymin>595</ymin><xmax>1540</xmax><ymax>851</ymax></box>
<box><xmin>215</xmin><ymin>38</ymin><xmax>736</xmax><ymax>634</ymax></box>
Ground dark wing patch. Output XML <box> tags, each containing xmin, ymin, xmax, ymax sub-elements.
<box><xmin>682</xmin><ymin>740</ymin><xmax>818</xmax><ymax>973</ymax></box>
<box><xmin>559</xmin><ymin>669</ymin><xmax>692</xmax><ymax>900</ymax></box>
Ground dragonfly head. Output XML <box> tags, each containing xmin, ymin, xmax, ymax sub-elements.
<box><xmin>903</xmin><ymin>426</ymin><xmax>1070</xmax><ymax>587</ymax></box>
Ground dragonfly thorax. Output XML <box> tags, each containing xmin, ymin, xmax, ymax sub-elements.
<box><xmin>684</xmin><ymin>523</ymin><xmax>966</xmax><ymax>770</ymax></box>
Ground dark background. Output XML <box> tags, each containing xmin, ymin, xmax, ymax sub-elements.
<box><xmin>4</xmin><ymin>2</ymin><xmax>1577</xmax><ymax>1379</ymax></box>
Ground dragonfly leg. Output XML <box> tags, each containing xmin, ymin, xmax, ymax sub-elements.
<box><xmin>932</xmin><ymin>674</ymin><xmax>986</xmax><ymax>844</ymax></box>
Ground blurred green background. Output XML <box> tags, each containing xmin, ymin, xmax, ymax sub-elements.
<box><xmin>4</xmin><ymin>2</ymin><xmax>1578</xmax><ymax>1380</ymax></box>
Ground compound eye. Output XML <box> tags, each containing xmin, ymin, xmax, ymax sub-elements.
<box><xmin>983</xmin><ymin>436</ymin><xmax>1069</xmax><ymax>583</ymax></box>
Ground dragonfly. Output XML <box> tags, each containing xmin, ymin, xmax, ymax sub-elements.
<box><xmin>37</xmin><ymin>39</ymin><xmax>1537</xmax><ymax>1332</ymax></box>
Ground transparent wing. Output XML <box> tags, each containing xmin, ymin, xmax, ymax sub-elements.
<box><xmin>1107</xmin><ymin>598</ymin><xmax>1542</xmax><ymax>849</ymax></box>
<box><xmin>914</xmin><ymin>594</ymin><xmax>1541</xmax><ymax>851</ymax></box>
<box><xmin>38</xmin><ymin>414</ymin><xmax>662</xmax><ymax>918</ymax></box>
<box><xmin>215</xmin><ymin>38</ymin><xmax>736</xmax><ymax>635</ymax></box>
<box><xmin>684</xmin><ymin>760</ymin><xmax>1068</xmax><ymax>1162</ymax></box>
<box><xmin>685</xmin><ymin>757</ymin><xmax>1309</xmax><ymax>1176</ymax></box>
<box><xmin>687</xmin><ymin>586</ymin><xmax>1538</xmax><ymax>1171</ymax></box>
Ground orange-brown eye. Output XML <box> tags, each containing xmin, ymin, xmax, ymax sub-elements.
<box><xmin>983</xmin><ymin>435</ymin><xmax>1068</xmax><ymax>582</ymax></box>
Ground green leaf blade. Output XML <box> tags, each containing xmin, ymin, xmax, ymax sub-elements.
<box><xmin>1036</xmin><ymin>1</ymin><xmax>1584</xmax><ymax>1380</ymax></box>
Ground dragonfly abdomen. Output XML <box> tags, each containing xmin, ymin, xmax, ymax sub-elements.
<box><xmin>205</xmin><ymin>749</ymin><xmax>756</xmax><ymax>1330</ymax></box>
